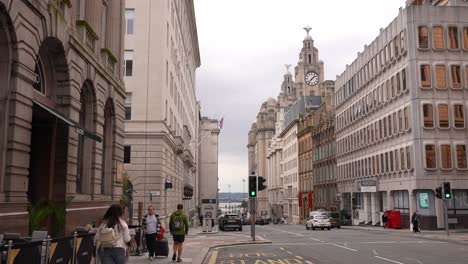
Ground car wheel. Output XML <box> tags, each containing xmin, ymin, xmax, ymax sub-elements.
<box><xmin>312</xmin><ymin>227</ymin><xmax>315</xmax><ymax>230</ymax></box>
<box><xmin>321</xmin><ymin>228</ymin><xmax>324</xmax><ymax>230</ymax></box>
<box><xmin>327</xmin><ymin>227</ymin><xmax>331</xmax><ymax>230</ymax></box>
<box><xmin>239</xmin><ymin>227</ymin><xmax>242</xmax><ymax>231</ymax></box>
<box><xmin>338</xmin><ymin>226</ymin><xmax>341</xmax><ymax>229</ymax></box>
<box><xmin>306</xmin><ymin>226</ymin><xmax>309</xmax><ymax>230</ymax></box>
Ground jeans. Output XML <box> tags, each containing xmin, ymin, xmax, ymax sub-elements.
<box><xmin>145</xmin><ymin>233</ymin><xmax>157</xmax><ymax>257</ymax></box>
<box><xmin>101</xmin><ymin>248</ymin><xmax>126</xmax><ymax>264</ymax></box>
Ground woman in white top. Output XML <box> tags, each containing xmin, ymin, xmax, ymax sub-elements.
<box><xmin>95</xmin><ymin>204</ymin><xmax>131</xmax><ymax>264</ymax></box>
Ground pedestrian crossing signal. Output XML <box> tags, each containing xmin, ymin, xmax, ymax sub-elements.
<box><xmin>258</xmin><ymin>176</ymin><xmax>267</xmax><ymax>191</ymax></box>
<box><xmin>249</xmin><ymin>176</ymin><xmax>257</xmax><ymax>198</ymax></box>
<box><xmin>435</xmin><ymin>187</ymin><xmax>442</xmax><ymax>199</ymax></box>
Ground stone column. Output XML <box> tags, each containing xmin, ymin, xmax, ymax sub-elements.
<box><xmin>363</xmin><ymin>192</ymin><xmax>370</xmax><ymax>223</ymax></box>
<box><xmin>409</xmin><ymin>190</ymin><xmax>417</xmax><ymax>230</ymax></box>
<box><xmin>371</xmin><ymin>192</ymin><xmax>379</xmax><ymax>225</ymax></box>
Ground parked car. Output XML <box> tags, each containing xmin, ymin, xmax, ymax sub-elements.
<box><xmin>255</xmin><ymin>216</ymin><xmax>266</xmax><ymax>225</ymax></box>
<box><xmin>306</xmin><ymin>215</ymin><xmax>331</xmax><ymax>230</ymax></box>
<box><xmin>242</xmin><ymin>217</ymin><xmax>251</xmax><ymax>225</ymax></box>
<box><xmin>218</xmin><ymin>214</ymin><xmax>242</xmax><ymax>231</ymax></box>
<box><xmin>326</xmin><ymin>212</ymin><xmax>341</xmax><ymax>228</ymax></box>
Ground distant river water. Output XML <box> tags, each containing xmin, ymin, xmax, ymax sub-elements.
<box><xmin>219</xmin><ymin>202</ymin><xmax>242</xmax><ymax>213</ymax></box>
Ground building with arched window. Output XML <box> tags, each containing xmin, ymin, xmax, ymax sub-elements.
<box><xmin>0</xmin><ymin>0</ymin><xmax>125</xmax><ymax>236</ymax></box>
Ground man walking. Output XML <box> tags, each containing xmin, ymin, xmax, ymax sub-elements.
<box><xmin>142</xmin><ymin>206</ymin><xmax>161</xmax><ymax>261</ymax></box>
<box><xmin>169</xmin><ymin>204</ymin><xmax>189</xmax><ymax>262</ymax></box>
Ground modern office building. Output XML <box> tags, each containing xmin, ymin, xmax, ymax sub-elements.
<box><xmin>0</xmin><ymin>0</ymin><xmax>126</xmax><ymax>235</ymax></box>
<box><xmin>335</xmin><ymin>0</ymin><xmax>468</xmax><ymax>229</ymax></box>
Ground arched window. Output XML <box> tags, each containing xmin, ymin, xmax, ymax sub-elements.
<box><xmin>101</xmin><ymin>99</ymin><xmax>115</xmax><ymax>194</ymax></box>
<box><xmin>76</xmin><ymin>82</ymin><xmax>95</xmax><ymax>194</ymax></box>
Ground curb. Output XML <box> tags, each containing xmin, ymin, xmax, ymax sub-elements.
<box><xmin>194</xmin><ymin>239</ymin><xmax>272</xmax><ymax>264</ymax></box>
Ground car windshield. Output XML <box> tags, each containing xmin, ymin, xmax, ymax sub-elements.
<box><xmin>315</xmin><ymin>216</ymin><xmax>327</xmax><ymax>219</ymax></box>
<box><xmin>328</xmin><ymin>213</ymin><xmax>339</xmax><ymax>218</ymax></box>
<box><xmin>226</xmin><ymin>215</ymin><xmax>238</xmax><ymax>219</ymax></box>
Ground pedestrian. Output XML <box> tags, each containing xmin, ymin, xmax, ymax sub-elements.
<box><xmin>142</xmin><ymin>205</ymin><xmax>161</xmax><ymax>261</ymax></box>
<box><xmin>411</xmin><ymin>211</ymin><xmax>421</xmax><ymax>233</ymax></box>
<box><xmin>95</xmin><ymin>204</ymin><xmax>131</xmax><ymax>264</ymax></box>
<box><xmin>382</xmin><ymin>212</ymin><xmax>388</xmax><ymax>229</ymax></box>
<box><xmin>169</xmin><ymin>203</ymin><xmax>189</xmax><ymax>262</ymax></box>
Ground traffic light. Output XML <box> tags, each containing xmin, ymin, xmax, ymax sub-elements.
<box><xmin>258</xmin><ymin>176</ymin><xmax>267</xmax><ymax>191</ymax></box>
<box><xmin>435</xmin><ymin>187</ymin><xmax>442</xmax><ymax>199</ymax></box>
<box><xmin>248</xmin><ymin>176</ymin><xmax>257</xmax><ymax>197</ymax></box>
<box><xmin>164</xmin><ymin>182</ymin><xmax>173</xmax><ymax>190</ymax></box>
<box><xmin>443</xmin><ymin>182</ymin><xmax>452</xmax><ymax>199</ymax></box>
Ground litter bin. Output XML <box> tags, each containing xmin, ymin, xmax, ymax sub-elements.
<box><xmin>386</xmin><ymin>210</ymin><xmax>402</xmax><ymax>229</ymax></box>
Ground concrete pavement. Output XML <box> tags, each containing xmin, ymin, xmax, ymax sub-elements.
<box><xmin>128</xmin><ymin>226</ymin><xmax>270</xmax><ymax>264</ymax></box>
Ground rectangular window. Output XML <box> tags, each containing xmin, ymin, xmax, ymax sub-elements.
<box><xmin>400</xmin><ymin>30</ymin><xmax>406</xmax><ymax>53</ymax></box>
<box><xmin>402</xmin><ymin>69</ymin><xmax>407</xmax><ymax>92</ymax></box>
<box><xmin>125</xmin><ymin>9</ymin><xmax>135</xmax><ymax>35</ymax></box>
<box><xmin>400</xmin><ymin>148</ymin><xmax>406</xmax><ymax>170</ymax></box>
<box><xmin>391</xmin><ymin>76</ymin><xmax>396</xmax><ymax>98</ymax></box>
<box><xmin>384</xmin><ymin>152</ymin><xmax>389</xmax><ymax>173</ymax></box>
<box><xmin>394</xmin><ymin>150</ymin><xmax>400</xmax><ymax>172</ymax></box>
<box><xmin>388</xmin><ymin>115</ymin><xmax>392</xmax><ymax>136</ymax></box>
<box><xmin>423</xmin><ymin>104</ymin><xmax>434</xmax><ymax>128</ymax></box>
<box><xmin>383</xmin><ymin>117</ymin><xmax>387</xmax><ymax>138</ymax></box>
<box><xmin>464</xmin><ymin>27</ymin><xmax>468</xmax><ymax>49</ymax></box>
<box><xmin>393</xmin><ymin>112</ymin><xmax>398</xmax><ymax>135</ymax></box>
<box><xmin>453</xmin><ymin>104</ymin><xmax>465</xmax><ymax>128</ymax></box>
<box><xmin>394</xmin><ymin>36</ymin><xmax>400</xmax><ymax>58</ymax></box>
<box><xmin>396</xmin><ymin>73</ymin><xmax>401</xmax><ymax>94</ymax></box>
<box><xmin>418</xmin><ymin>26</ymin><xmax>429</xmax><ymax>49</ymax></box>
<box><xmin>420</xmin><ymin>64</ymin><xmax>431</xmax><ymax>87</ymax></box>
<box><xmin>389</xmin><ymin>151</ymin><xmax>394</xmax><ymax>172</ymax></box>
<box><xmin>101</xmin><ymin>1</ymin><xmax>108</xmax><ymax>48</ymax></box>
<box><xmin>456</xmin><ymin>145</ymin><xmax>467</xmax><ymax>169</ymax></box>
<box><xmin>438</xmin><ymin>104</ymin><xmax>449</xmax><ymax>128</ymax></box>
<box><xmin>386</xmin><ymin>80</ymin><xmax>391</xmax><ymax>101</ymax></box>
<box><xmin>398</xmin><ymin>109</ymin><xmax>403</xmax><ymax>132</ymax></box>
<box><xmin>125</xmin><ymin>94</ymin><xmax>132</xmax><ymax>120</ymax></box>
<box><xmin>441</xmin><ymin>144</ymin><xmax>452</xmax><ymax>169</ymax></box>
<box><xmin>433</xmin><ymin>26</ymin><xmax>444</xmax><ymax>49</ymax></box>
<box><xmin>435</xmin><ymin>65</ymin><xmax>446</xmax><ymax>89</ymax></box>
<box><xmin>124</xmin><ymin>145</ymin><xmax>131</xmax><ymax>163</ymax></box>
<box><xmin>449</xmin><ymin>26</ymin><xmax>459</xmax><ymax>49</ymax></box>
<box><xmin>124</xmin><ymin>50</ymin><xmax>134</xmax><ymax>76</ymax></box>
<box><xmin>404</xmin><ymin>106</ymin><xmax>410</xmax><ymax>130</ymax></box>
<box><xmin>425</xmin><ymin>144</ymin><xmax>436</xmax><ymax>169</ymax></box>
<box><xmin>451</xmin><ymin>65</ymin><xmax>461</xmax><ymax>89</ymax></box>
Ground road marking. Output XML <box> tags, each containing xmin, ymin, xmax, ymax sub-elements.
<box><xmin>330</xmin><ymin>243</ymin><xmax>358</xmax><ymax>252</ymax></box>
<box><xmin>208</xmin><ymin>251</ymin><xmax>218</xmax><ymax>264</ymax></box>
<box><xmin>305</xmin><ymin>261</ymin><xmax>314</xmax><ymax>264</ymax></box>
<box><xmin>280</xmin><ymin>247</ymin><xmax>285</xmax><ymax>250</ymax></box>
<box><xmin>360</xmin><ymin>241</ymin><xmax>447</xmax><ymax>244</ymax></box>
<box><xmin>373</xmin><ymin>249</ymin><xmax>379</xmax><ymax>256</ymax></box>
<box><xmin>375</xmin><ymin>256</ymin><xmax>405</xmax><ymax>264</ymax></box>
<box><xmin>296</xmin><ymin>256</ymin><xmax>303</xmax><ymax>259</ymax></box>
<box><xmin>308</xmin><ymin>237</ymin><xmax>321</xmax><ymax>242</ymax></box>
<box><xmin>287</xmin><ymin>251</ymin><xmax>293</xmax><ymax>254</ymax></box>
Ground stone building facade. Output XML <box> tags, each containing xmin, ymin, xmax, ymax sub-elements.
<box><xmin>335</xmin><ymin>1</ymin><xmax>468</xmax><ymax>229</ymax></box>
<box><xmin>123</xmin><ymin>0</ymin><xmax>201</xmax><ymax>224</ymax></box>
<box><xmin>298</xmin><ymin>114</ymin><xmax>314</xmax><ymax>222</ymax></box>
<box><xmin>0</xmin><ymin>0</ymin><xmax>126</xmax><ymax>235</ymax></box>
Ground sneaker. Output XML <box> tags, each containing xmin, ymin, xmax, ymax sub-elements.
<box><xmin>148</xmin><ymin>256</ymin><xmax>153</xmax><ymax>261</ymax></box>
<box><xmin>177</xmin><ymin>258</ymin><xmax>183</xmax><ymax>262</ymax></box>
<box><xmin>172</xmin><ymin>254</ymin><xmax>177</xmax><ymax>261</ymax></box>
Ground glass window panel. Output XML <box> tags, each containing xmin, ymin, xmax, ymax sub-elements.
<box><xmin>425</xmin><ymin>144</ymin><xmax>436</xmax><ymax>169</ymax></box>
<box><xmin>438</xmin><ymin>104</ymin><xmax>449</xmax><ymax>128</ymax></box>
<box><xmin>398</xmin><ymin>109</ymin><xmax>403</xmax><ymax>132</ymax></box>
<box><xmin>393</xmin><ymin>112</ymin><xmax>398</xmax><ymax>134</ymax></box>
<box><xmin>456</xmin><ymin>145</ymin><xmax>467</xmax><ymax>169</ymax></box>
<box><xmin>400</xmin><ymin>148</ymin><xmax>406</xmax><ymax>170</ymax></box>
<box><xmin>125</xmin><ymin>9</ymin><xmax>134</xmax><ymax>35</ymax></box>
<box><xmin>435</xmin><ymin>65</ymin><xmax>446</xmax><ymax>89</ymax></box>
<box><xmin>451</xmin><ymin>65</ymin><xmax>461</xmax><ymax>89</ymax></box>
<box><xmin>394</xmin><ymin>150</ymin><xmax>399</xmax><ymax>171</ymax></box>
<box><xmin>441</xmin><ymin>144</ymin><xmax>452</xmax><ymax>169</ymax></box>
<box><xmin>396</xmin><ymin>73</ymin><xmax>401</xmax><ymax>94</ymax></box>
<box><xmin>388</xmin><ymin>114</ymin><xmax>393</xmax><ymax>135</ymax></box>
<box><xmin>433</xmin><ymin>26</ymin><xmax>444</xmax><ymax>49</ymax></box>
<box><xmin>404</xmin><ymin>107</ymin><xmax>410</xmax><ymax>130</ymax></box>
<box><xmin>453</xmin><ymin>104</ymin><xmax>465</xmax><ymax>128</ymax></box>
<box><xmin>420</xmin><ymin>65</ymin><xmax>431</xmax><ymax>87</ymax></box>
<box><xmin>390</xmin><ymin>151</ymin><xmax>394</xmax><ymax>172</ymax></box>
<box><xmin>406</xmin><ymin>146</ymin><xmax>412</xmax><ymax>170</ymax></box>
<box><xmin>464</xmin><ymin>27</ymin><xmax>468</xmax><ymax>49</ymax></box>
<box><xmin>400</xmin><ymin>30</ymin><xmax>406</xmax><ymax>52</ymax></box>
<box><xmin>383</xmin><ymin>116</ymin><xmax>387</xmax><ymax>138</ymax></box>
<box><xmin>394</xmin><ymin>36</ymin><xmax>400</xmax><ymax>57</ymax></box>
<box><xmin>449</xmin><ymin>27</ymin><xmax>459</xmax><ymax>49</ymax></box>
<box><xmin>391</xmin><ymin>76</ymin><xmax>396</xmax><ymax>98</ymax></box>
<box><xmin>423</xmin><ymin>104</ymin><xmax>434</xmax><ymax>128</ymax></box>
<box><xmin>386</xmin><ymin>80</ymin><xmax>391</xmax><ymax>100</ymax></box>
<box><xmin>402</xmin><ymin>69</ymin><xmax>407</xmax><ymax>91</ymax></box>
<box><xmin>418</xmin><ymin>26</ymin><xmax>429</xmax><ymax>49</ymax></box>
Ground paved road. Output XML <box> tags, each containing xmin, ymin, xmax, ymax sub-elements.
<box><xmin>203</xmin><ymin>224</ymin><xmax>468</xmax><ymax>264</ymax></box>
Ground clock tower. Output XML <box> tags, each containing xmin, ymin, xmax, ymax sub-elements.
<box><xmin>295</xmin><ymin>26</ymin><xmax>324</xmax><ymax>98</ymax></box>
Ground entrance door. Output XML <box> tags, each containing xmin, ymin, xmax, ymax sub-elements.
<box><xmin>28</xmin><ymin>104</ymin><xmax>68</xmax><ymax>236</ymax></box>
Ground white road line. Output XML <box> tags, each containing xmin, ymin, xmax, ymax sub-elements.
<box><xmin>287</xmin><ymin>251</ymin><xmax>293</xmax><ymax>254</ymax></box>
<box><xmin>360</xmin><ymin>241</ymin><xmax>447</xmax><ymax>244</ymax></box>
<box><xmin>305</xmin><ymin>261</ymin><xmax>314</xmax><ymax>264</ymax></box>
<box><xmin>373</xmin><ymin>249</ymin><xmax>378</xmax><ymax>256</ymax></box>
<box><xmin>309</xmin><ymin>237</ymin><xmax>321</xmax><ymax>242</ymax></box>
<box><xmin>330</xmin><ymin>243</ymin><xmax>358</xmax><ymax>252</ymax></box>
<box><xmin>280</xmin><ymin>247</ymin><xmax>285</xmax><ymax>250</ymax></box>
<box><xmin>375</xmin><ymin>256</ymin><xmax>405</xmax><ymax>264</ymax></box>
<box><xmin>296</xmin><ymin>256</ymin><xmax>303</xmax><ymax>259</ymax></box>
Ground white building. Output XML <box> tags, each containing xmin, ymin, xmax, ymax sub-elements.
<box><xmin>335</xmin><ymin>0</ymin><xmax>468</xmax><ymax>229</ymax></box>
<box><xmin>123</xmin><ymin>0</ymin><xmax>201</xmax><ymax>223</ymax></box>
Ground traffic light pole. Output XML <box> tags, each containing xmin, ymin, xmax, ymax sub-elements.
<box><xmin>443</xmin><ymin>199</ymin><xmax>449</xmax><ymax>237</ymax></box>
<box><xmin>250</xmin><ymin>197</ymin><xmax>256</xmax><ymax>241</ymax></box>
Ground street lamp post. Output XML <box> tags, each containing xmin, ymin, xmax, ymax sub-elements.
<box><xmin>242</xmin><ymin>179</ymin><xmax>246</xmax><ymax>201</ymax></box>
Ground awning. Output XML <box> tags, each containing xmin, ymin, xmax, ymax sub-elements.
<box><xmin>33</xmin><ymin>100</ymin><xmax>102</xmax><ymax>142</ymax></box>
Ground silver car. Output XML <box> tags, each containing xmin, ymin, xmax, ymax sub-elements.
<box><xmin>306</xmin><ymin>215</ymin><xmax>331</xmax><ymax>230</ymax></box>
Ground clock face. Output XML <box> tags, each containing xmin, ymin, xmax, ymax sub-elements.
<box><xmin>305</xmin><ymin>71</ymin><xmax>319</xmax><ymax>86</ymax></box>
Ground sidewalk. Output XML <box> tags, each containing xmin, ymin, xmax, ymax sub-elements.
<box><xmin>128</xmin><ymin>226</ymin><xmax>270</xmax><ymax>264</ymax></box>
<box><xmin>342</xmin><ymin>225</ymin><xmax>468</xmax><ymax>243</ymax></box>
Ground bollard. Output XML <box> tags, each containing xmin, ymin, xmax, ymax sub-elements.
<box><xmin>6</xmin><ymin>240</ymin><xmax>12</xmax><ymax>264</ymax></box>
<box><xmin>202</xmin><ymin>218</ymin><xmax>207</xmax><ymax>232</ymax></box>
<box><xmin>207</xmin><ymin>218</ymin><xmax>213</xmax><ymax>232</ymax></box>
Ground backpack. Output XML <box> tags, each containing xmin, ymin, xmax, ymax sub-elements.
<box><xmin>173</xmin><ymin>215</ymin><xmax>183</xmax><ymax>231</ymax></box>
<box><xmin>99</xmin><ymin>227</ymin><xmax>122</xmax><ymax>248</ymax></box>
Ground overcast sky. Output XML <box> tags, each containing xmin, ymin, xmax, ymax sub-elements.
<box><xmin>194</xmin><ymin>0</ymin><xmax>407</xmax><ymax>193</ymax></box>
